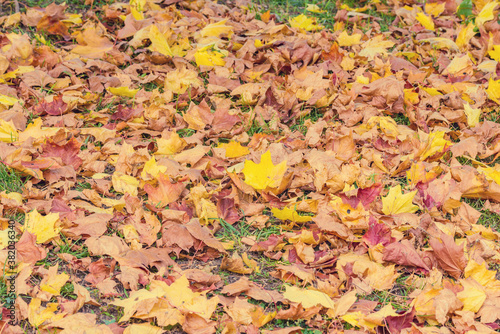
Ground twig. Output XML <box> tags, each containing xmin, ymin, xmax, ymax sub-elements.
<box><xmin>14</xmin><ymin>0</ymin><xmax>19</xmax><ymax>13</ymax></box>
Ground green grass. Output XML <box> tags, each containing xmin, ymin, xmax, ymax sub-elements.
<box><xmin>464</xmin><ymin>198</ymin><xmax>500</xmax><ymax>230</ymax></box>
<box><xmin>0</xmin><ymin>163</ymin><xmax>26</xmax><ymax>194</ymax></box>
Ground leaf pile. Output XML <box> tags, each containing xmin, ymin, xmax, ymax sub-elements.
<box><xmin>1</xmin><ymin>0</ymin><xmax>500</xmax><ymax>333</ymax></box>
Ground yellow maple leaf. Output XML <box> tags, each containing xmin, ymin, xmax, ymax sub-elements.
<box><xmin>0</xmin><ymin>119</ymin><xmax>18</xmax><ymax>142</ymax></box>
<box><xmin>155</xmin><ymin>132</ymin><xmax>187</xmax><ymax>155</ymax></box>
<box><xmin>108</xmin><ymin>86</ymin><xmax>139</xmax><ymax>98</ymax></box>
<box><xmin>475</xmin><ymin>1</ymin><xmax>499</xmax><ymax>27</ymax></box>
<box><xmin>337</xmin><ymin>31</ymin><xmax>362</xmax><ymax>47</ymax></box>
<box><xmin>283</xmin><ymin>285</ymin><xmax>335</xmax><ymax>309</ymax></box>
<box><xmin>130</xmin><ymin>0</ymin><xmax>146</xmax><ymax>20</ymax></box>
<box><xmin>478</xmin><ymin>164</ymin><xmax>500</xmax><ymax>185</ymax></box>
<box><xmin>464</xmin><ymin>259</ymin><xmax>496</xmax><ymax>286</ymax></box>
<box><xmin>487</xmin><ymin>77</ymin><xmax>500</xmax><ymax>104</ymax></box>
<box><xmin>40</xmin><ymin>265</ymin><xmax>70</xmax><ymax>295</ymax></box>
<box><xmin>404</xmin><ymin>88</ymin><xmax>420</xmax><ymax>104</ymax></box>
<box><xmin>152</xmin><ymin>276</ymin><xmax>219</xmax><ymax>319</ymax></box>
<box><xmin>457</xmin><ymin>278</ymin><xmax>486</xmax><ymax>312</ymax></box>
<box><xmin>149</xmin><ymin>25</ymin><xmax>173</xmax><ymax>57</ymax></box>
<box><xmin>165</xmin><ymin>67</ymin><xmax>202</xmax><ymax>95</ymax></box>
<box><xmin>463</xmin><ymin>102</ymin><xmax>481</xmax><ymax>127</ymax></box>
<box><xmin>425</xmin><ymin>2</ymin><xmax>445</xmax><ymax>17</ymax></box>
<box><xmin>456</xmin><ymin>22</ymin><xmax>476</xmax><ymax>50</ymax></box>
<box><xmin>419</xmin><ymin>131</ymin><xmax>452</xmax><ymax>160</ymax></box>
<box><xmin>289</xmin><ymin>14</ymin><xmax>324</xmax><ymax>31</ymax></box>
<box><xmin>28</xmin><ymin>298</ymin><xmax>64</xmax><ymax>328</ymax></box>
<box><xmin>19</xmin><ymin>118</ymin><xmax>62</xmax><ymax>142</ymax></box>
<box><xmin>382</xmin><ymin>184</ymin><xmax>419</xmax><ymax>215</ymax></box>
<box><xmin>22</xmin><ymin>210</ymin><xmax>61</xmax><ymax>244</ymax></box>
<box><xmin>112</xmin><ymin>171</ymin><xmax>139</xmax><ymax>196</ymax></box>
<box><xmin>416</xmin><ymin>12</ymin><xmax>435</xmax><ymax>31</ymax></box>
<box><xmin>200</xmin><ymin>19</ymin><xmax>233</xmax><ymax>38</ymax></box>
<box><xmin>271</xmin><ymin>206</ymin><xmax>313</xmax><ymax>223</ymax></box>
<box><xmin>218</xmin><ymin>141</ymin><xmax>250</xmax><ymax>158</ymax></box>
<box><xmin>242</xmin><ymin>150</ymin><xmax>287</xmax><ymax>191</ymax></box>
<box><xmin>194</xmin><ymin>45</ymin><xmax>227</xmax><ymax>67</ymax></box>
<box><xmin>305</xmin><ymin>4</ymin><xmax>325</xmax><ymax>13</ymax></box>
<box><xmin>141</xmin><ymin>156</ymin><xmax>167</xmax><ymax>181</ymax></box>
<box><xmin>359</xmin><ymin>35</ymin><xmax>395</xmax><ymax>60</ymax></box>
<box><xmin>489</xmin><ymin>45</ymin><xmax>500</xmax><ymax>61</ymax></box>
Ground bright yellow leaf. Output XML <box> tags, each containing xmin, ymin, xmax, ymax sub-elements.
<box><xmin>419</xmin><ymin>131</ymin><xmax>452</xmax><ymax>160</ymax></box>
<box><xmin>425</xmin><ymin>2</ymin><xmax>445</xmax><ymax>17</ymax></box>
<box><xmin>218</xmin><ymin>141</ymin><xmax>250</xmax><ymax>158</ymax></box>
<box><xmin>475</xmin><ymin>1</ymin><xmax>499</xmax><ymax>27</ymax></box>
<box><xmin>337</xmin><ymin>31</ymin><xmax>362</xmax><ymax>47</ymax></box>
<box><xmin>464</xmin><ymin>259</ymin><xmax>496</xmax><ymax>286</ymax></box>
<box><xmin>456</xmin><ymin>22</ymin><xmax>476</xmax><ymax>50</ymax></box>
<box><xmin>271</xmin><ymin>206</ymin><xmax>313</xmax><ymax>223</ymax></box>
<box><xmin>112</xmin><ymin>171</ymin><xmax>139</xmax><ymax>196</ymax></box>
<box><xmin>487</xmin><ymin>77</ymin><xmax>500</xmax><ymax>104</ymax></box>
<box><xmin>489</xmin><ymin>45</ymin><xmax>500</xmax><ymax>61</ymax></box>
<box><xmin>283</xmin><ymin>285</ymin><xmax>335</xmax><ymax>309</ymax></box>
<box><xmin>108</xmin><ymin>86</ymin><xmax>139</xmax><ymax>98</ymax></box>
<box><xmin>242</xmin><ymin>150</ymin><xmax>287</xmax><ymax>191</ymax></box>
<box><xmin>28</xmin><ymin>298</ymin><xmax>64</xmax><ymax>328</ymax></box>
<box><xmin>130</xmin><ymin>0</ymin><xmax>146</xmax><ymax>20</ymax></box>
<box><xmin>457</xmin><ymin>278</ymin><xmax>486</xmax><ymax>312</ymax></box>
<box><xmin>0</xmin><ymin>93</ymin><xmax>18</xmax><ymax>107</ymax></box>
<box><xmin>404</xmin><ymin>89</ymin><xmax>420</xmax><ymax>104</ymax></box>
<box><xmin>463</xmin><ymin>102</ymin><xmax>481</xmax><ymax>127</ymax></box>
<box><xmin>40</xmin><ymin>265</ymin><xmax>70</xmax><ymax>296</ymax></box>
<box><xmin>0</xmin><ymin>119</ymin><xmax>18</xmax><ymax>142</ymax></box>
<box><xmin>382</xmin><ymin>184</ymin><xmax>419</xmax><ymax>215</ymax></box>
<box><xmin>416</xmin><ymin>12</ymin><xmax>435</xmax><ymax>31</ymax></box>
<box><xmin>141</xmin><ymin>156</ymin><xmax>167</xmax><ymax>181</ymax></box>
<box><xmin>22</xmin><ymin>210</ymin><xmax>61</xmax><ymax>244</ymax></box>
<box><xmin>194</xmin><ymin>45</ymin><xmax>227</xmax><ymax>67</ymax></box>
<box><xmin>478</xmin><ymin>164</ymin><xmax>500</xmax><ymax>185</ymax></box>
<box><xmin>289</xmin><ymin>14</ymin><xmax>323</xmax><ymax>31</ymax></box>
<box><xmin>149</xmin><ymin>25</ymin><xmax>173</xmax><ymax>57</ymax></box>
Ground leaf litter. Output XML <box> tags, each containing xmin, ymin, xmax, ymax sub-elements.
<box><xmin>1</xmin><ymin>0</ymin><xmax>500</xmax><ymax>333</ymax></box>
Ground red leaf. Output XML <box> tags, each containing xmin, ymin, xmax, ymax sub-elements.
<box><xmin>383</xmin><ymin>240</ymin><xmax>430</xmax><ymax>271</ymax></box>
<box><xmin>42</xmin><ymin>138</ymin><xmax>82</xmax><ymax>169</ymax></box>
<box><xmin>34</xmin><ymin>94</ymin><xmax>68</xmax><ymax>116</ymax></box>
<box><xmin>362</xmin><ymin>218</ymin><xmax>395</xmax><ymax>247</ymax></box>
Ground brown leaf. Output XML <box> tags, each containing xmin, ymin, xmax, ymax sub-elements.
<box><xmin>429</xmin><ymin>231</ymin><xmax>467</xmax><ymax>279</ymax></box>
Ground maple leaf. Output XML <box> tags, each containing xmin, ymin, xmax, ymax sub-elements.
<box><xmin>381</xmin><ymin>185</ymin><xmax>419</xmax><ymax>215</ymax></box>
<box><xmin>111</xmin><ymin>171</ymin><xmax>139</xmax><ymax>196</ymax></box>
<box><xmin>475</xmin><ymin>1</ymin><xmax>499</xmax><ymax>27</ymax></box>
<box><xmin>200</xmin><ymin>19</ymin><xmax>233</xmax><ymax>38</ymax></box>
<box><xmin>242</xmin><ymin>150</ymin><xmax>287</xmax><ymax>191</ymax></box>
<box><xmin>218</xmin><ymin>141</ymin><xmax>249</xmax><ymax>158</ymax></box>
<box><xmin>144</xmin><ymin>173</ymin><xmax>186</xmax><ymax>207</ymax></box>
<box><xmin>337</xmin><ymin>31</ymin><xmax>362</xmax><ymax>47</ymax></box>
<box><xmin>289</xmin><ymin>14</ymin><xmax>324</xmax><ymax>31</ymax></box>
<box><xmin>486</xmin><ymin>78</ymin><xmax>500</xmax><ymax>104</ymax></box>
<box><xmin>429</xmin><ymin>232</ymin><xmax>467</xmax><ymax>279</ymax></box>
<box><xmin>457</xmin><ymin>278</ymin><xmax>486</xmax><ymax>312</ymax></box>
<box><xmin>149</xmin><ymin>25</ymin><xmax>173</xmax><ymax>57</ymax></box>
<box><xmin>21</xmin><ymin>210</ymin><xmax>61</xmax><ymax>244</ymax></box>
<box><xmin>165</xmin><ymin>67</ymin><xmax>202</xmax><ymax>95</ymax></box>
<box><xmin>194</xmin><ymin>46</ymin><xmax>227</xmax><ymax>67</ymax></box>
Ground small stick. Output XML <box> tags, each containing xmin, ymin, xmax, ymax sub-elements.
<box><xmin>14</xmin><ymin>0</ymin><xmax>20</xmax><ymax>13</ymax></box>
